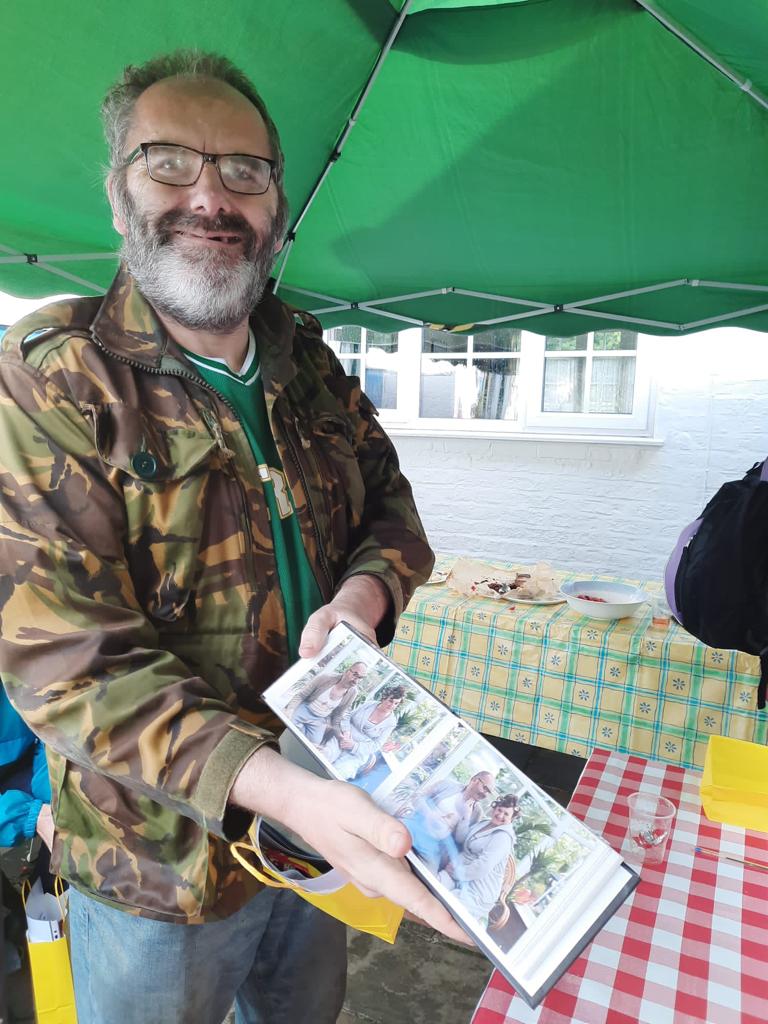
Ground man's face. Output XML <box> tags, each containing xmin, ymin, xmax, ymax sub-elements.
<box><xmin>341</xmin><ymin>663</ymin><xmax>366</xmax><ymax>688</ymax></box>
<box><xmin>465</xmin><ymin>772</ymin><xmax>495</xmax><ymax>802</ymax></box>
<box><xmin>109</xmin><ymin>76</ymin><xmax>284</xmax><ymax>333</ymax></box>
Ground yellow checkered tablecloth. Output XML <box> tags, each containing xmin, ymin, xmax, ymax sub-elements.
<box><xmin>387</xmin><ymin>558</ymin><xmax>766</xmax><ymax>769</ymax></box>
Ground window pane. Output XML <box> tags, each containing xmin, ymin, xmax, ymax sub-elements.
<box><xmin>589</xmin><ymin>356</ymin><xmax>636</xmax><ymax>414</ymax></box>
<box><xmin>419</xmin><ymin>358</ymin><xmax>519</xmax><ymax>420</ymax></box>
<box><xmin>422</xmin><ymin>328</ymin><xmax>468</xmax><ymax>354</ymax></box>
<box><xmin>340</xmin><ymin>358</ymin><xmax>361</xmax><ymax>378</ymax></box>
<box><xmin>545</xmin><ymin>334</ymin><xmax>588</xmax><ymax>352</ymax></box>
<box><xmin>542</xmin><ymin>357</ymin><xmax>585</xmax><ymax>412</ymax></box>
<box><xmin>593</xmin><ymin>330</ymin><xmax>637</xmax><ymax>351</ymax></box>
<box><xmin>365</xmin><ymin>368</ymin><xmax>398</xmax><ymax>409</ymax></box>
<box><xmin>365</xmin><ymin>329</ymin><xmax>398</xmax><ymax>353</ymax></box>
<box><xmin>419</xmin><ymin>358</ymin><xmax>465</xmax><ymax>417</ymax></box>
<box><xmin>473</xmin><ymin>328</ymin><xmax>521</xmax><ymax>353</ymax></box>
<box><xmin>329</xmin><ymin>325</ymin><xmax>362</xmax><ymax>354</ymax></box>
<box><xmin>364</xmin><ymin>331</ymin><xmax>399</xmax><ymax>410</ymax></box>
<box><xmin>471</xmin><ymin>358</ymin><xmax>519</xmax><ymax>420</ymax></box>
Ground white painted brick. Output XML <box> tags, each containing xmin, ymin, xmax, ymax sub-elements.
<box><xmin>394</xmin><ymin>331</ymin><xmax>768</xmax><ymax>580</ymax></box>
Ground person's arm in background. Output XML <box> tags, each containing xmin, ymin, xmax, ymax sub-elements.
<box><xmin>0</xmin><ymin>788</ymin><xmax>45</xmax><ymax>849</ymax></box>
<box><xmin>0</xmin><ymin>740</ymin><xmax>52</xmax><ymax>849</ymax></box>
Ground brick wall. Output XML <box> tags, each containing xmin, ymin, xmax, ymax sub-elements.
<box><xmin>392</xmin><ymin>328</ymin><xmax>768</xmax><ymax>581</ymax></box>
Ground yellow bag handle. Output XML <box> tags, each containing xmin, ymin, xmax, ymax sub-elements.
<box><xmin>230</xmin><ymin>839</ymin><xmax>302</xmax><ymax>890</ymax></box>
<box><xmin>230</xmin><ymin>820</ymin><xmax>404</xmax><ymax>944</ymax></box>
<box><xmin>21</xmin><ymin>875</ymin><xmax>67</xmax><ymax>917</ymax></box>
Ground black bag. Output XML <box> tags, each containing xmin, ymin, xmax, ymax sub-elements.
<box><xmin>665</xmin><ymin>459</ymin><xmax>768</xmax><ymax>709</ymax></box>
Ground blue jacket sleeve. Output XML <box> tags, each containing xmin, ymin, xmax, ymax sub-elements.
<box><xmin>0</xmin><ymin>789</ymin><xmax>42</xmax><ymax>846</ymax></box>
<box><xmin>0</xmin><ymin>741</ymin><xmax>50</xmax><ymax>846</ymax></box>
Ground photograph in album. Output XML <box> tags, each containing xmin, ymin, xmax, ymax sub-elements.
<box><xmin>263</xmin><ymin>622</ymin><xmax>639</xmax><ymax>1008</ymax></box>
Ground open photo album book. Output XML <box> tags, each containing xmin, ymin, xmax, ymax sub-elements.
<box><xmin>262</xmin><ymin>622</ymin><xmax>639</xmax><ymax>1008</ymax></box>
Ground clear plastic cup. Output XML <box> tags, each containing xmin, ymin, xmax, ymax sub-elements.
<box><xmin>625</xmin><ymin>792</ymin><xmax>676</xmax><ymax>866</ymax></box>
<box><xmin>651</xmin><ymin>594</ymin><xmax>672</xmax><ymax>628</ymax></box>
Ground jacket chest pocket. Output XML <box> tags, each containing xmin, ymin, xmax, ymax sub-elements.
<box><xmin>304</xmin><ymin>413</ymin><xmax>366</xmax><ymax>535</ymax></box>
<box><xmin>87</xmin><ymin>404</ymin><xmax>224</xmax><ymax>624</ymax></box>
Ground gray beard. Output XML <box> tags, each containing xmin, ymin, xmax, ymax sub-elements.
<box><xmin>118</xmin><ymin>198</ymin><xmax>279</xmax><ymax>333</ymax></box>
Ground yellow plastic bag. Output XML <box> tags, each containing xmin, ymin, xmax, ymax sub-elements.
<box><xmin>700</xmin><ymin>735</ymin><xmax>768</xmax><ymax>832</ymax></box>
<box><xmin>230</xmin><ymin>819</ymin><xmax>404</xmax><ymax>944</ymax></box>
<box><xmin>22</xmin><ymin>878</ymin><xmax>78</xmax><ymax>1024</ymax></box>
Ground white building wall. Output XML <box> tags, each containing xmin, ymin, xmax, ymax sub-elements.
<box><xmin>392</xmin><ymin>329</ymin><xmax>768</xmax><ymax>581</ymax></box>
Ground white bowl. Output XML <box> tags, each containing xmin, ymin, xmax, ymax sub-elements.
<box><xmin>560</xmin><ymin>580</ymin><xmax>649</xmax><ymax>620</ymax></box>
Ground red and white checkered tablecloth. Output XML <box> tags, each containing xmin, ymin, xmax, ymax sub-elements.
<box><xmin>471</xmin><ymin>748</ymin><xmax>768</xmax><ymax>1024</ymax></box>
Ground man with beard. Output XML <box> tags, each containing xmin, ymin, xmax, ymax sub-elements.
<box><xmin>0</xmin><ymin>51</ymin><xmax>464</xmax><ymax>1024</ymax></box>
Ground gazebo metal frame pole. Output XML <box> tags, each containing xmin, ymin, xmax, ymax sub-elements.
<box><xmin>305</xmin><ymin>278</ymin><xmax>768</xmax><ymax>333</ymax></box>
<box><xmin>0</xmin><ymin>243</ymin><xmax>105</xmax><ymax>293</ymax></box>
<box><xmin>636</xmin><ymin>0</ymin><xmax>768</xmax><ymax>112</ymax></box>
<box><xmin>272</xmin><ymin>0</ymin><xmax>414</xmax><ymax>293</ymax></box>
<box><xmin>0</xmin><ymin>252</ymin><xmax>115</xmax><ymax>265</ymax></box>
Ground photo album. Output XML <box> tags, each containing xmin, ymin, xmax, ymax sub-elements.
<box><xmin>262</xmin><ymin>622</ymin><xmax>639</xmax><ymax>1008</ymax></box>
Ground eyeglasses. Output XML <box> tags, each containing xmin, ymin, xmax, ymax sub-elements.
<box><xmin>123</xmin><ymin>142</ymin><xmax>276</xmax><ymax>196</ymax></box>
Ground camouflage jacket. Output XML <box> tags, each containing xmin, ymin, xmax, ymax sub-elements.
<box><xmin>0</xmin><ymin>266</ymin><xmax>433</xmax><ymax>923</ymax></box>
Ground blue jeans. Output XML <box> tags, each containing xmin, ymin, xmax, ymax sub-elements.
<box><xmin>68</xmin><ymin>886</ymin><xmax>347</xmax><ymax>1024</ymax></box>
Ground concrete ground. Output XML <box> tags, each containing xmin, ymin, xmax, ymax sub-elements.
<box><xmin>225</xmin><ymin>742</ymin><xmax>586</xmax><ymax>1024</ymax></box>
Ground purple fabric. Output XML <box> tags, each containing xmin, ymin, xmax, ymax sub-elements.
<box><xmin>664</xmin><ymin>518</ymin><xmax>702</xmax><ymax>620</ymax></box>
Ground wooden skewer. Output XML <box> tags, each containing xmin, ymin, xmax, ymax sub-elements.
<box><xmin>695</xmin><ymin>846</ymin><xmax>768</xmax><ymax>873</ymax></box>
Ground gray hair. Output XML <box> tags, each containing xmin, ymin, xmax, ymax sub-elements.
<box><xmin>102</xmin><ymin>49</ymin><xmax>288</xmax><ymax>238</ymax></box>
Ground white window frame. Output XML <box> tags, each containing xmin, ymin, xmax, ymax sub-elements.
<box><xmin>413</xmin><ymin>327</ymin><xmax>523</xmax><ymax>433</ymax></box>
<box><xmin>523</xmin><ymin>332</ymin><xmax>654</xmax><ymax>435</ymax></box>
<box><xmin>324</xmin><ymin>326</ymin><xmax>656</xmax><ymax>440</ymax></box>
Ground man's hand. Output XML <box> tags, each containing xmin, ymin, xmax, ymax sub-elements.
<box><xmin>230</xmin><ymin>747</ymin><xmax>471</xmax><ymax>945</ymax></box>
<box><xmin>299</xmin><ymin>575</ymin><xmax>391</xmax><ymax>657</ymax></box>
<box><xmin>36</xmin><ymin>803</ymin><xmax>54</xmax><ymax>851</ymax></box>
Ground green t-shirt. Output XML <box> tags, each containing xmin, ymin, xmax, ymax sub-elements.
<box><xmin>183</xmin><ymin>331</ymin><xmax>323</xmax><ymax>660</ymax></box>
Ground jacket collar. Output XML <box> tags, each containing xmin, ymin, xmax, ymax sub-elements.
<box><xmin>92</xmin><ymin>264</ymin><xmax>300</xmax><ymax>394</ymax></box>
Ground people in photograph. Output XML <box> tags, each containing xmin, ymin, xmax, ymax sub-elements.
<box><xmin>400</xmin><ymin>769</ymin><xmax>497</xmax><ymax>872</ymax></box>
<box><xmin>439</xmin><ymin>793</ymin><xmax>521</xmax><ymax>926</ymax></box>
<box><xmin>323</xmin><ymin>685</ymin><xmax>406</xmax><ymax>780</ymax></box>
<box><xmin>0</xmin><ymin>48</ymin><xmax>464</xmax><ymax>1024</ymax></box>
<box><xmin>285</xmin><ymin>661</ymin><xmax>368</xmax><ymax>746</ymax></box>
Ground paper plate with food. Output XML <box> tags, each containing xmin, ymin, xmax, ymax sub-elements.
<box><xmin>449</xmin><ymin>558</ymin><xmax>565</xmax><ymax>604</ymax></box>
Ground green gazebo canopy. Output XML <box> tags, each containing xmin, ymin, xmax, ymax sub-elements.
<box><xmin>2</xmin><ymin>0</ymin><xmax>767</xmax><ymax>335</ymax></box>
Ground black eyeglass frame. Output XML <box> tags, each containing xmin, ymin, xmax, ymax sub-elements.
<box><xmin>123</xmin><ymin>141</ymin><xmax>276</xmax><ymax>196</ymax></box>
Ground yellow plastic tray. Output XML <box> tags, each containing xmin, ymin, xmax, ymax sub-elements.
<box><xmin>700</xmin><ymin>735</ymin><xmax>768</xmax><ymax>833</ymax></box>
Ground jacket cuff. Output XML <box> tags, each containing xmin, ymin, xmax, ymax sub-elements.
<box><xmin>193</xmin><ymin>722</ymin><xmax>278</xmax><ymax>841</ymax></box>
<box><xmin>23</xmin><ymin>798</ymin><xmax>43</xmax><ymax>840</ymax></box>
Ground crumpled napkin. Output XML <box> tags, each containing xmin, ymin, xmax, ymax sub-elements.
<box><xmin>448</xmin><ymin>557</ymin><xmax>558</xmax><ymax>601</ymax></box>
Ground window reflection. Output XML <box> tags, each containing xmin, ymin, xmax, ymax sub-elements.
<box><xmin>420</xmin><ymin>358</ymin><xmax>518</xmax><ymax>420</ymax></box>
